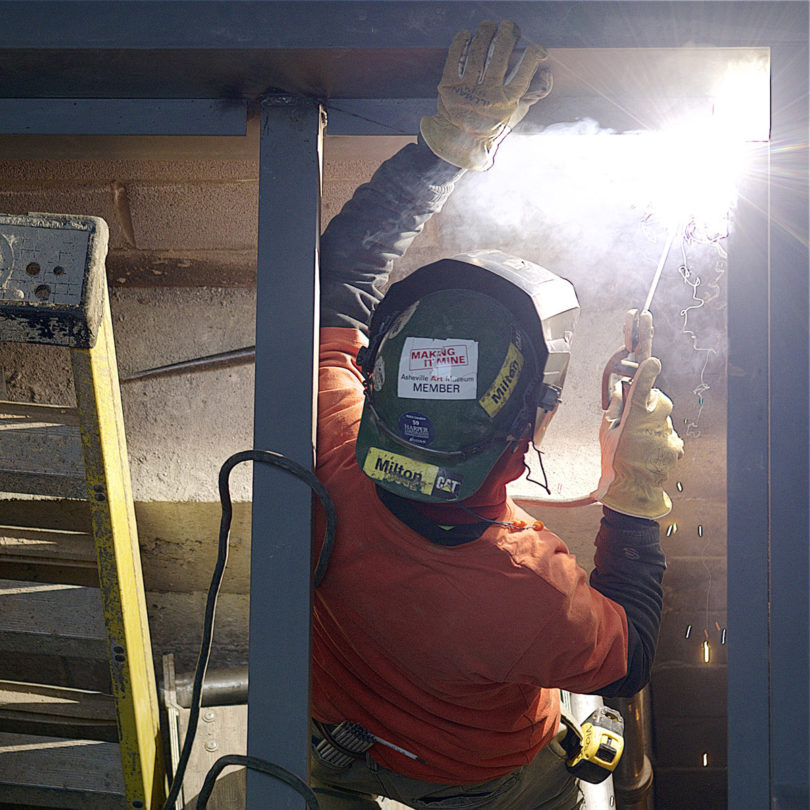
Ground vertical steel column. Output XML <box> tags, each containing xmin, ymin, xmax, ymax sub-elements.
<box><xmin>728</xmin><ymin>36</ymin><xmax>810</xmax><ymax>807</ymax></box>
<box><xmin>768</xmin><ymin>40</ymin><xmax>809</xmax><ymax>807</ymax></box>
<box><xmin>727</xmin><ymin>142</ymin><xmax>770</xmax><ymax>809</ymax></box>
<box><xmin>248</xmin><ymin>96</ymin><xmax>324</xmax><ymax>808</ymax></box>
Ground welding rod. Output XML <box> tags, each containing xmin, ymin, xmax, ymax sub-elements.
<box><xmin>120</xmin><ymin>346</ymin><xmax>256</xmax><ymax>383</ymax></box>
<box><xmin>642</xmin><ymin>222</ymin><xmax>679</xmax><ymax>314</ymax></box>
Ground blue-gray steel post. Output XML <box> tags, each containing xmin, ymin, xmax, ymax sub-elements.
<box><xmin>768</xmin><ymin>40</ymin><xmax>809</xmax><ymax>807</ymax></box>
<box><xmin>726</xmin><ymin>141</ymin><xmax>770</xmax><ymax>810</ymax></box>
<box><xmin>249</xmin><ymin>96</ymin><xmax>325</xmax><ymax>809</ymax></box>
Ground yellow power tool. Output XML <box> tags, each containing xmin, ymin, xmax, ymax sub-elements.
<box><xmin>561</xmin><ymin>705</ymin><xmax>625</xmax><ymax>784</ymax></box>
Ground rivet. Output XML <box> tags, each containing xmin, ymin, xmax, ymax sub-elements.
<box><xmin>203</xmin><ymin>710</ymin><xmax>216</xmax><ymax>723</ymax></box>
<box><xmin>205</xmin><ymin>740</ymin><xmax>218</xmax><ymax>752</ymax></box>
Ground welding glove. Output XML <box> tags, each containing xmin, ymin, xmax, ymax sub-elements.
<box><xmin>420</xmin><ymin>20</ymin><xmax>551</xmax><ymax>171</ymax></box>
<box><xmin>591</xmin><ymin>347</ymin><xmax>685</xmax><ymax>520</ymax></box>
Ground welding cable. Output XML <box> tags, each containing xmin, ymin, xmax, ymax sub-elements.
<box><xmin>161</xmin><ymin>449</ymin><xmax>336</xmax><ymax>810</ymax></box>
<box><xmin>197</xmin><ymin>754</ymin><xmax>321</xmax><ymax>809</ymax></box>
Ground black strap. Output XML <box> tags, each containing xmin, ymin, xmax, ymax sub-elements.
<box><xmin>376</xmin><ymin>486</ymin><xmax>489</xmax><ymax>546</ymax></box>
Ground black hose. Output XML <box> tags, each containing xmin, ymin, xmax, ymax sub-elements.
<box><xmin>197</xmin><ymin>754</ymin><xmax>320</xmax><ymax>810</ymax></box>
<box><xmin>162</xmin><ymin>449</ymin><xmax>336</xmax><ymax>810</ymax></box>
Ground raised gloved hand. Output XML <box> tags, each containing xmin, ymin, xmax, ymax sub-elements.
<box><xmin>420</xmin><ymin>20</ymin><xmax>551</xmax><ymax>171</ymax></box>
<box><xmin>591</xmin><ymin>312</ymin><xmax>685</xmax><ymax>520</ymax></box>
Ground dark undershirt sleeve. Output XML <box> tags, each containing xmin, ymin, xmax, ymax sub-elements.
<box><xmin>319</xmin><ymin>139</ymin><xmax>466</xmax><ymax>332</ymax></box>
<box><xmin>588</xmin><ymin>507</ymin><xmax>666</xmax><ymax>697</ymax></box>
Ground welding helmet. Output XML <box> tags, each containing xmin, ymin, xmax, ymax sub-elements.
<box><xmin>355</xmin><ymin>250</ymin><xmax>579</xmax><ymax>502</ymax></box>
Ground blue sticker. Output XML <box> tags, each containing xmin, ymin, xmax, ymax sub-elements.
<box><xmin>399</xmin><ymin>411</ymin><xmax>434</xmax><ymax>447</ymax></box>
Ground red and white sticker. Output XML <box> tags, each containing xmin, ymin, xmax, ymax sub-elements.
<box><xmin>398</xmin><ymin>337</ymin><xmax>478</xmax><ymax>399</ymax></box>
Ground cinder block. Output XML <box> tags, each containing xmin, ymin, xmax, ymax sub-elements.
<box><xmin>654</xmin><ymin>768</ymin><xmax>727</xmax><ymax>810</ymax></box>
<box><xmin>0</xmin><ymin>185</ymin><xmax>125</xmax><ymax>248</ymax></box>
<box><xmin>652</xmin><ymin>664</ymin><xmax>727</xmax><ymax>718</ymax></box>
<box><xmin>0</xmin><ymin>159</ymin><xmax>258</xmax><ymax>184</ymax></box>
<box><xmin>662</xmin><ymin>557</ymin><xmax>727</xmax><ymax>612</ymax></box>
<box><xmin>653</xmin><ymin>716</ymin><xmax>727</xmax><ymax>769</ymax></box>
<box><xmin>656</xmin><ymin>611</ymin><xmax>729</xmax><ymax>669</ymax></box>
<box><xmin>126</xmin><ymin>180</ymin><xmax>258</xmax><ymax>250</ymax></box>
<box><xmin>662</xmin><ymin>498</ymin><xmax>727</xmax><ymax>556</ymax></box>
<box><xmin>322</xmin><ymin>179</ymin><xmax>364</xmax><ymax>224</ymax></box>
<box><xmin>146</xmin><ymin>590</ymin><xmax>249</xmax><ymax>673</ymax></box>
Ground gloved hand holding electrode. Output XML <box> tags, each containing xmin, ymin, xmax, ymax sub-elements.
<box><xmin>420</xmin><ymin>19</ymin><xmax>551</xmax><ymax>170</ymax></box>
<box><xmin>592</xmin><ymin>310</ymin><xmax>685</xmax><ymax>519</ymax></box>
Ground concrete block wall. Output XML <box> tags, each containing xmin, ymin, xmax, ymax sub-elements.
<box><xmin>0</xmin><ymin>131</ymin><xmax>729</xmax><ymax>807</ymax></box>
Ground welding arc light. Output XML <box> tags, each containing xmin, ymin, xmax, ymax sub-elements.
<box><xmin>647</xmin><ymin>125</ymin><xmax>745</xmax><ymax>235</ymax></box>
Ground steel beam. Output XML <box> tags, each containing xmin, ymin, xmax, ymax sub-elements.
<box><xmin>0</xmin><ymin>2</ymin><xmax>807</xmax><ymax>50</ymax></box>
<box><xmin>0</xmin><ymin>99</ymin><xmax>246</xmax><ymax>136</ymax></box>
<box><xmin>248</xmin><ymin>95</ymin><xmax>324</xmax><ymax>809</ymax></box>
<box><xmin>726</xmin><ymin>141</ymin><xmax>770</xmax><ymax>810</ymax></box>
<box><xmin>767</xmin><ymin>40</ymin><xmax>810</xmax><ymax>808</ymax></box>
<box><xmin>728</xmin><ymin>33</ymin><xmax>810</xmax><ymax>807</ymax></box>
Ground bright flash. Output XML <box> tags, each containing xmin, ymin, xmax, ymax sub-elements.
<box><xmin>646</xmin><ymin>124</ymin><xmax>746</xmax><ymax>236</ymax></box>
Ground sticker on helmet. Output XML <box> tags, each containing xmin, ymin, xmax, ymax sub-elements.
<box><xmin>397</xmin><ymin>337</ymin><xmax>478</xmax><ymax>400</ymax></box>
<box><xmin>363</xmin><ymin>447</ymin><xmax>462</xmax><ymax>499</ymax></box>
<box><xmin>480</xmin><ymin>342</ymin><xmax>524</xmax><ymax>417</ymax></box>
<box><xmin>398</xmin><ymin>411</ymin><xmax>434</xmax><ymax>446</ymax></box>
<box><xmin>433</xmin><ymin>471</ymin><xmax>463</xmax><ymax>499</ymax></box>
<box><xmin>363</xmin><ymin>447</ymin><xmax>438</xmax><ymax>496</ymax></box>
<box><xmin>387</xmin><ymin>302</ymin><xmax>418</xmax><ymax>340</ymax></box>
<box><xmin>372</xmin><ymin>355</ymin><xmax>386</xmax><ymax>390</ymax></box>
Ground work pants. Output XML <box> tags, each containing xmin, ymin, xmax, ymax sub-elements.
<box><xmin>310</xmin><ymin>727</ymin><xmax>582</xmax><ymax>810</ymax></box>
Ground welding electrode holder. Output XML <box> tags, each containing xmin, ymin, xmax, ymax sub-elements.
<box><xmin>561</xmin><ymin>706</ymin><xmax>625</xmax><ymax>784</ymax></box>
<box><xmin>600</xmin><ymin>309</ymin><xmax>652</xmax><ymax>410</ymax></box>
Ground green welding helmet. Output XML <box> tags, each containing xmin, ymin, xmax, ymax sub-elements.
<box><xmin>355</xmin><ymin>250</ymin><xmax>580</xmax><ymax>502</ymax></box>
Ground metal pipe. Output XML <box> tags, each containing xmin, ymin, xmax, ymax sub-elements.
<box><xmin>120</xmin><ymin>346</ymin><xmax>256</xmax><ymax>383</ymax></box>
<box><xmin>173</xmin><ymin>665</ymin><xmax>248</xmax><ymax>708</ymax></box>
<box><xmin>610</xmin><ymin>687</ymin><xmax>655</xmax><ymax>809</ymax></box>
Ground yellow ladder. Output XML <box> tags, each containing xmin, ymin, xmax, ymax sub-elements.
<box><xmin>0</xmin><ymin>213</ymin><xmax>165</xmax><ymax>808</ymax></box>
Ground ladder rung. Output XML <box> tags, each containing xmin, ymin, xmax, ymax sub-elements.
<box><xmin>0</xmin><ymin>525</ymin><xmax>98</xmax><ymax>586</ymax></box>
<box><xmin>0</xmin><ymin>497</ymin><xmax>92</xmax><ymax>533</ymax></box>
<box><xmin>0</xmin><ymin>402</ymin><xmax>86</xmax><ymax>498</ymax></box>
<box><xmin>0</xmin><ymin>681</ymin><xmax>117</xmax><ymax>742</ymax></box>
<box><xmin>0</xmin><ymin>579</ymin><xmax>106</xmax><ymax>659</ymax></box>
<box><xmin>0</xmin><ymin>650</ymin><xmax>111</xmax><ymax>693</ymax></box>
<box><xmin>0</xmin><ymin>469</ymin><xmax>87</xmax><ymax>499</ymax></box>
<box><xmin>0</xmin><ymin>732</ymin><xmax>124</xmax><ymax>809</ymax></box>
<box><xmin>0</xmin><ymin>402</ymin><xmax>81</xmax><ymax>426</ymax></box>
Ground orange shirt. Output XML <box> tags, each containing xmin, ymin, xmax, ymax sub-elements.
<box><xmin>312</xmin><ymin>327</ymin><xmax>629</xmax><ymax>784</ymax></box>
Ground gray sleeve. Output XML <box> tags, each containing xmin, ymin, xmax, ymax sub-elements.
<box><xmin>320</xmin><ymin>140</ymin><xmax>466</xmax><ymax>332</ymax></box>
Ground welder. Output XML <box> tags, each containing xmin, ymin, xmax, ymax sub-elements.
<box><xmin>309</xmin><ymin>20</ymin><xmax>684</xmax><ymax>809</ymax></box>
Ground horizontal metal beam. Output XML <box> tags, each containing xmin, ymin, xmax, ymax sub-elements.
<box><xmin>324</xmin><ymin>95</ymin><xmax>718</xmax><ymax>135</ymax></box>
<box><xmin>0</xmin><ymin>99</ymin><xmax>247</xmax><ymax>135</ymax></box>
<box><xmin>0</xmin><ymin>2</ymin><xmax>806</xmax><ymax>49</ymax></box>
